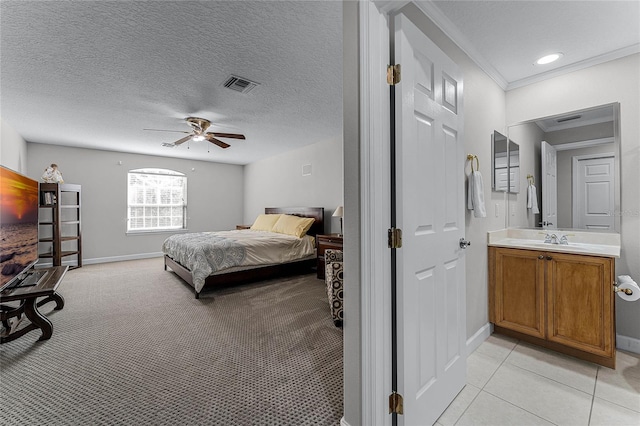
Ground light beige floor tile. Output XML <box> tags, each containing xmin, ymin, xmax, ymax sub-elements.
<box><xmin>484</xmin><ymin>363</ymin><xmax>592</xmax><ymax>425</ymax></box>
<box><xmin>436</xmin><ymin>384</ymin><xmax>481</xmax><ymax>426</ymax></box>
<box><xmin>505</xmin><ymin>342</ymin><xmax>598</xmax><ymax>394</ymax></box>
<box><xmin>456</xmin><ymin>391</ymin><xmax>554</xmax><ymax>426</ymax></box>
<box><xmin>595</xmin><ymin>363</ymin><xmax>640</xmax><ymax>412</ymax></box>
<box><xmin>590</xmin><ymin>397</ymin><xmax>640</xmax><ymax>426</ymax></box>
<box><xmin>467</xmin><ymin>350</ymin><xmax>503</xmax><ymax>389</ymax></box>
<box><xmin>473</xmin><ymin>333</ymin><xmax>518</xmax><ymax>362</ymax></box>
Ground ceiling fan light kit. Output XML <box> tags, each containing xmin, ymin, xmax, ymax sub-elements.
<box><xmin>145</xmin><ymin>117</ymin><xmax>245</xmax><ymax>150</ymax></box>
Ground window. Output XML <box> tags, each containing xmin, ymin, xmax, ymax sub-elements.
<box><xmin>127</xmin><ymin>168</ymin><xmax>187</xmax><ymax>233</ymax></box>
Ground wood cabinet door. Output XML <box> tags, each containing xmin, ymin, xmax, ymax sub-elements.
<box><xmin>546</xmin><ymin>253</ymin><xmax>614</xmax><ymax>357</ymax></box>
<box><xmin>490</xmin><ymin>247</ymin><xmax>546</xmax><ymax>339</ymax></box>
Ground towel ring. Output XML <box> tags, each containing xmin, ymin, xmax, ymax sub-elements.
<box><xmin>527</xmin><ymin>174</ymin><xmax>535</xmax><ymax>185</ymax></box>
<box><xmin>467</xmin><ymin>154</ymin><xmax>479</xmax><ymax>173</ymax></box>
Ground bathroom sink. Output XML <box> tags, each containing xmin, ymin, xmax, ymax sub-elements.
<box><xmin>489</xmin><ymin>238</ymin><xmax>620</xmax><ymax>257</ymax></box>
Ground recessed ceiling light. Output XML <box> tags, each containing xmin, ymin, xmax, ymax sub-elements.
<box><xmin>535</xmin><ymin>53</ymin><xmax>563</xmax><ymax>65</ymax></box>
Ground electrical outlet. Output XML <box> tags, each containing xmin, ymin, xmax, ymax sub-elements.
<box><xmin>511</xmin><ymin>205</ymin><xmax>516</xmax><ymax>216</ymax></box>
<box><xmin>495</xmin><ymin>203</ymin><xmax>500</xmax><ymax>218</ymax></box>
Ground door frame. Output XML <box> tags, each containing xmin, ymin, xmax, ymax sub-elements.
<box><xmin>356</xmin><ymin>1</ymin><xmax>394</xmax><ymax>425</ymax></box>
<box><xmin>355</xmin><ymin>1</ymin><xmax>465</xmax><ymax>425</ymax></box>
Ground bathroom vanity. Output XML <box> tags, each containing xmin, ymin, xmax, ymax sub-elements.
<box><xmin>488</xmin><ymin>229</ymin><xmax>621</xmax><ymax>368</ymax></box>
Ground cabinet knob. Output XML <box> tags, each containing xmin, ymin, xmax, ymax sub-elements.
<box><xmin>538</xmin><ymin>255</ymin><xmax>544</xmax><ymax>260</ymax></box>
<box><xmin>546</xmin><ymin>256</ymin><xmax>553</xmax><ymax>260</ymax></box>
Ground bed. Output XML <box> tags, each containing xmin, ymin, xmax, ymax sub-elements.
<box><xmin>163</xmin><ymin>207</ymin><xmax>324</xmax><ymax>298</ymax></box>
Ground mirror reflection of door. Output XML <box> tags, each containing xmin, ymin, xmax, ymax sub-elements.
<box><xmin>541</xmin><ymin>141</ymin><xmax>558</xmax><ymax>229</ymax></box>
<box><xmin>573</xmin><ymin>154</ymin><xmax>615</xmax><ymax>229</ymax></box>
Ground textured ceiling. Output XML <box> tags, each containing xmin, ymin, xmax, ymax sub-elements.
<box><xmin>0</xmin><ymin>1</ymin><xmax>343</xmax><ymax>165</ymax></box>
<box><xmin>2</xmin><ymin>2</ymin><xmax>638</xmax><ymax>165</ymax></box>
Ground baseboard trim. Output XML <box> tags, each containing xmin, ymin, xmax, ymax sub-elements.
<box><xmin>466</xmin><ymin>322</ymin><xmax>492</xmax><ymax>355</ymax></box>
<box><xmin>340</xmin><ymin>417</ymin><xmax>351</xmax><ymax>426</ymax></box>
<box><xmin>83</xmin><ymin>252</ymin><xmax>164</xmax><ymax>265</ymax></box>
<box><xmin>617</xmin><ymin>334</ymin><xmax>640</xmax><ymax>354</ymax></box>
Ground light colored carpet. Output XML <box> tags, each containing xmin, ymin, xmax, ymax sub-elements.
<box><xmin>0</xmin><ymin>258</ymin><xmax>343</xmax><ymax>425</ymax></box>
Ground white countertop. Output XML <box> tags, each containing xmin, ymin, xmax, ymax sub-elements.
<box><xmin>487</xmin><ymin>228</ymin><xmax>620</xmax><ymax>258</ymax></box>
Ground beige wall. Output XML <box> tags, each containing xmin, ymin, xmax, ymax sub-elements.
<box><xmin>0</xmin><ymin>117</ymin><xmax>27</xmax><ymax>173</ymax></box>
<box><xmin>506</xmin><ymin>122</ymin><xmax>544</xmax><ymax>229</ymax></box>
<box><xmin>507</xmin><ymin>53</ymin><xmax>640</xmax><ymax>340</ymax></box>
<box><xmin>342</xmin><ymin>2</ymin><xmax>360</xmax><ymax>424</ymax></box>
<box><xmin>545</xmin><ymin>121</ymin><xmax>614</xmax><ymax>145</ymax></box>
<box><xmin>27</xmin><ymin>143</ymin><xmax>244</xmax><ymax>263</ymax></box>
<box><xmin>243</xmin><ymin>136</ymin><xmax>343</xmax><ymax>234</ymax></box>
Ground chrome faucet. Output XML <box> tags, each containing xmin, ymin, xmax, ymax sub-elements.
<box><xmin>544</xmin><ymin>233</ymin><xmax>569</xmax><ymax>245</ymax></box>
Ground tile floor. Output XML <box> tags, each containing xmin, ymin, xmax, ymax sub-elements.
<box><xmin>436</xmin><ymin>334</ymin><xmax>640</xmax><ymax>426</ymax></box>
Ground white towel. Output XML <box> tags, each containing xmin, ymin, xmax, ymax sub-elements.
<box><xmin>467</xmin><ymin>171</ymin><xmax>486</xmax><ymax>218</ymax></box>
<box><xmin>527</xmin><ymin>184</ymin><xmax>540</xmax><ymax>214</ymax></box>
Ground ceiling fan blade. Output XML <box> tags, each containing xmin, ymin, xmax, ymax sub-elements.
<box><xmin>173</xmin><ymin>135</ymin><xmax>194</xmax><ymax>146</ymax></box>
<box><xmin>208</xmin><ymin>132</ymin><xmax>245</xmax><ymax>140</ymax></box>
<box><xmin>205</xmin><ymin>134</ymin><xmax>231</xmax><ymax>149</ymax></box>
<box><xmin>144</xmin><ymin>128</ymin><xmax>191</xmax><ymax>134</ymax></box>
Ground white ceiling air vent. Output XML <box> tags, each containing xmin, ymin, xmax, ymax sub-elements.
<box><xmin>222</xmin><ymin>75</ymin><xmax>259</xmax><ymax>94</ymax></box>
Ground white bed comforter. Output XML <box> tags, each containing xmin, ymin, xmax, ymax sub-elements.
<box><xmin>162</xmin><ymin>230</ymin><xmax>315</xmax><ymax>292</ymax></box>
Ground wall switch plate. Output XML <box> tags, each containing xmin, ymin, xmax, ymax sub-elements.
<box><xmin>495</xmin><ymin>203</ymin><xmax>500</xmax><ymax>218</ymax></box>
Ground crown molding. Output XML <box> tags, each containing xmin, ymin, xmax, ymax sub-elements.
<box><xmin>507</xmin><ymin>44</ymin><xmax>640</xmax><ymax>91</ymax></box>
<box><xmin>410</xmin><ymin>2</ymin><xmax>639</xmax><ymax>92</ymax></box>
<box><xmin>413</xmin><ymin>1</ymin><xmax>508</xmax><ymax>90</ymax></box>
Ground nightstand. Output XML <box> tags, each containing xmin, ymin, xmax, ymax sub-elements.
<box><xmin>316</xmin><ymin>234</ymin><xmax>343</xmax><ymax>279</ymax></box>
<box><xmin>236</xmin><ymin>225</ymin><xmax>251</xmax><ymax>230</ymax></box>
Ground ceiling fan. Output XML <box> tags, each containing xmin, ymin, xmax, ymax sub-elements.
<box><xmin>144</xmin><ymin>117</ymin><xmax>245</xmax><ymax>149</ymax></box>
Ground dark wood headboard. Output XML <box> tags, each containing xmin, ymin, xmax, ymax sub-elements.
<box><xmin>265</xmin><ymin>207</ymin><xmax>325</xmax><ymax>237</ymax></box>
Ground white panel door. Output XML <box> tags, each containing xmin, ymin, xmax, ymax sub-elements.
<box><xmin>394</xmin><ymin>14</ymin><xmax>466</xmax><ymax>426</ymax></box>
<box><xmin>573</xmin><ymin>156</ymin><xmax>615</xmax><ymax>229</ymax></box>
<box><xmin>541</xmin><ymin>142</ymin><xmax>558</xmax><ymax>229</ymax></box>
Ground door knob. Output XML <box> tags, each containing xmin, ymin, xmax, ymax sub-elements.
<box><xmin>459</xmin><ymin>238</ymin><xmax>471</xmax><ymax>249</ymax></box>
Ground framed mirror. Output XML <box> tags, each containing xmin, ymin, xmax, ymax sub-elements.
<box><xmin>507</xmin><ymin>103</ymin><xmax>620</xmax><ymax>231</ymax></box>
<box><xmin>491</xmin><ymin>131</ymin><xmax>508</xmax><ymax>192</ymax></box>
<box><xmin>491</xmin><ymin>131</ymin><xmax>519</xmax><ymax>193</ymax></box>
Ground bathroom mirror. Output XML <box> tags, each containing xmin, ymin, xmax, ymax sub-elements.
<box><xmin>507</xmin><ymin>103</ymin><xmax>620</xmax><ymax>231</ymax></box>
<box><xmin>491</xmin><ymin>131</ymin><xmax>519</xmax><ymax>193</ymax></box>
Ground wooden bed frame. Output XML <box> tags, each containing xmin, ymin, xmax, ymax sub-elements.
<box><xmin>164</xmin><ymin>207</ymin><xmax>324</xmax><ymax>298</ymax></box>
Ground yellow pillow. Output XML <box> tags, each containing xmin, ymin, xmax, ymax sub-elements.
<box><xmin>271</xmin><ymin>214</ymin><xmax>315</xmax><ymax>238</ymax></box>
<box><xmin>250</xmin><ymin>214</ymin><xmax>282</xmax><ymax>231</ymax></box>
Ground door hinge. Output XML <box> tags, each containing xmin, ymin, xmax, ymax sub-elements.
<box><xmin>389</xmin><ymin>391</ymin><xmax>404</xmax><ymax>415</ymax></box>
<box><xmin>388</xmin><ymin>227</ymin><xmax>403</xmax><ymax>249</ymax></box>
<box><xmin>387</xmin><ymin>64</ymin><xmax>401</xmax><ymax>85</ymax></box>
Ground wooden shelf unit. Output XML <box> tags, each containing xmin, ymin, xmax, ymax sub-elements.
<box><xmin>38</xmin><ymin>183</ymin><xmax>82</xmax><ymax>269</ymax></box>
